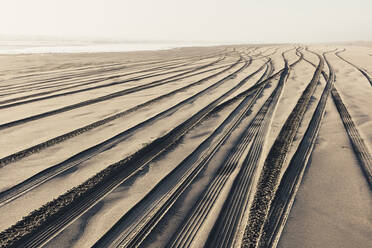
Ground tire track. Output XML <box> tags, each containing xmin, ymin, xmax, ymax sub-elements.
<box><xmin>202</xmin><ymin>50</ymin><xmax>298</xmax><ymax>248</ymax></box>
<box><xmin>0</xmin><ymin>52</ymin><xmax>266</xmax><ymax>248</ymax></box>
<box><xmin>0</xmin><ymin>61</ymin><xmax>123</xmax><ymax>85</ymax></box>
<box><xmin>0</xmin><ymin>55</ymin><xmax>225</xmax><ymax>108</ymax></box>
<box><xmin>0</xmin><ymin>56</ymin><xmax>242</xmax><ymax>168</ymax></box>
<box><xmin>212</xmin><ymin>47</ymin><xmax>303</xmax><ymax>118</ymax></box>
<box><xmin>0</xmin><ymin>62</ymin><xmax>130</xmax><ymax>90</ymax></box>
<box><xmin>0</xmin><ymin>52</ymin><xmax>228</xmax><ymax>98</ymax></box>
<box><xmin>0</xmin><ymin>58</ymin><xmax>197</xmax><ymax>100</ymax></box>
<box><xmin>0</xmin><ymin>60</ymin><xmax>181</xmax><ymax>94</ymax></box>
<box><xmin>92</xmin><ymin>49</ymin><xmax>302</xmax><ymax>248</ymax></box>
<box><xmin>241</xmin><ymin>52</ymin><xmax>324</xmax><ymax>248</ymax></box>
<box><xmin>0</xmin><ymin>50</ymin><xmax>225</xmax><ymax>90</ymax></box>
<box><xmin>0</xmin><ymin>55</ymin><xmax>231</xmax><ymax>130</ymax></box>
<box><xmin>210</xmin><ymin>59</ymin><xmax>272</xmax><ymax>115</ymax></box>
<box><xmin>315</xmin><ymin>50</ymin><xmax>372</xmax><ymax>189</ymax></box>
<box><xmin>92</xmin><ymin>58</ymin><xmax>274</xmax><ymax>248</ymax></box>
<box><xmin>0</xmin><ymin>57</ymin><xmax>235</xmax><ymax>107</ymax></box>
<box><xmin>335</xmin><ymin>49</ymin><xmax>372</xmax><ymax>87</ymax></box>
<box><xmin>257</xmin><ymin>51</ymin><xmax>335</xmax><ymax>248</ymax></box>
<box><xmin>0</xmin><ymin>56</ymin><xmax>252</xmax><ymax>206</ymax></box>
<box><xmin>0</xmin><ymin>57</ymin><xmax>173</xmax><ymax>84</ymax></box>
<box><xmin>331</xmin><ymin>83</ymin><xmax>372</xmax><ymax>189</ymax></box>
<box><xmin>169</xmin><ymin>57</ymin><xmax>288</xmax><ymax>248</ymax></box>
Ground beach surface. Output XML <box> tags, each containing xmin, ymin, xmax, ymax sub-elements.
<box><xmin>0</xmin><ymin>43</ymin><xmax>371</xmax><ymax>248</ymax></box>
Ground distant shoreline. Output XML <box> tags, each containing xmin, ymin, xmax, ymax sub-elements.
<box><xmin>0</xmin><ymin>40</ymin><xmax>231</xmax><ymax>55</ymax></box>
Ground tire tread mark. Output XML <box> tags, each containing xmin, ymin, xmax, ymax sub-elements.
<box><xmin>93</xmin><ymin>63</ymin><xmax>268</xmax><ymax>248</ymax></box>
<box><xmin>0</xmin><ymin>58</ymin><xmax>199</xmax><ymax>103</ymax></box>
<box><xmin>0</xmin><ymin>53</ymin><xmax>257</xmax><ymax>248</ymax></box>
<box><xmin>0</xmin><ymin>59</ymin><xmax>190</xmax><ymax>96</ymax></box>
<box><xmin>0</xmin><ymin>50</ymin><xmax>226</xmax><ymax>92</ymax></box>
<box><xmin>205</xmin><ymin>56</ymin><xmax>290</xmax><ymax>248</ymax></box>
<box><xmin>331</xmin><ymin>87</ymin><xmax>372</xmax><ymax>188</ymax></box>
<box><xmin>335</xmin><ymin>49</ymin><xmax>372</xmax><ymax>87</ymax></box>
<box><xmin>0</xmin><ymin>56</ymin><xmax>225</xmax><ymax>108</ymax></box>
<box><xmin>241</xmin><ymin>53</ymin><xmax>324</xmax><ymax>248</ymax></box>
<box><xmin>0</xmin><ymin>57</ymin><xmax>240</xmax><ymax>168</ymax></box>
<box><xmin>0</xmin><ymin>55</ymin><xmax>228</xmax><ymax>130</ymax></box>
<box><xmin>171</xmin><ymin>58</ymin><xmax>285</xmax><ymax>248</ymax></box>
<box><xmin>258</xmin><ymin>51</ymin><xmax>335</xmax><ymax>248</ymax></box>
<box><xmin>0</xmin><ymin>57</ymin><xmax>252</xmax><ymax>207</ymax></box>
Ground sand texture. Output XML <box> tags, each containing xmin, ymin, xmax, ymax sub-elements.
<box><xmin>0</xmin><ymin>44</ymin><xmax>371</xmax><ymax>248</ymax></box>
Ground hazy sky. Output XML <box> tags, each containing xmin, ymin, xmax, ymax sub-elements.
<box><xmin>1</xmin><ymin>0</ymin><xmax>371</xmax><ymax>43</ymax></box>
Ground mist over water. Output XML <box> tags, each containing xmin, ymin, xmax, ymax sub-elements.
<box><xmin>0</xmin><ymin>39</ymin><xmax>230</xmax><ymax>54</ymax></box>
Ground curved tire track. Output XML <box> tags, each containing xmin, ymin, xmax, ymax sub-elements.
<box><xmin>335</xmin><ymin>49</ymin><xmax>372</xmax><ymax>87</ymax></box>
<box><xmin>170</xmin><ymin>59</ymin><xmax>287</xmax><ymax>248</ymax></box>
<box><xmin>0</xmin><ymin>55</ymin><xmax>234</xmax><ymax>130</ymax></box>
<box><xmin>92</xmin><ymin>49</ymin><xmax>303</xmax><ymax>248</ymax></box>
<box><xmin>0</xmin><ymin>56</ymin><xmax>254</xmax><ymax>206</ymax></box>
<box><xmin>0</xmin><ymin>57</ymin><xmax>241</xmax><ymax>168</ymax></box>
<box><xmin>241</xmin><ymin>52</ymin><xmax>324</xmax><ymax>248</ymax></box>
<box><xmin>92</xmin><ymin>59</ymin><xmax>274</xmax><ymax>248</ymax></box>
<box><xmin>0</xmin><ymin>55</ymin><xmax>226</xmax><ymax>108</ymax></box>
<box><xmin>0</xmin><ymin>58</ymin><xmax>200</xmax><ymax>103</ymax></box>
<box><xmin>331</xmin><ymin>86</ymin><xmax>372</xmax><ymax>189</ymax></box>
<box><xmin>0</xmin><ymin>50</ymin><xmax>226</xmax><ymax>92</ymax></box>
<box><xmin>257</xmin><ymin>51</ymin><xmax>335</xmax><ymax>248</ymax></box>
<box><xmin>0</xmin><ymin>50</ymin><xmax>234</xmax><ymax>102</ymax></box>
<box><xmin>0</xmin><ymin>53</ymin><xmax>266</xmax><ymax>248</ymax></box>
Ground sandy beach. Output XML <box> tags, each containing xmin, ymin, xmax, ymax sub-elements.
<box><xmin>0</xmin><ymin>44</ymin><xmax>371</xmax><ymax>248</ymax></box>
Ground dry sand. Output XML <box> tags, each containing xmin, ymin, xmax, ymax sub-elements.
<box><xmin>278</xmin><ymin>95</ymin><xmax>372</xmax><ymax>248</ymax></box>
<box><xmin>0</xmin><ymin>44</ymin><xmax>371</xmax><ymax>248</ymax></box>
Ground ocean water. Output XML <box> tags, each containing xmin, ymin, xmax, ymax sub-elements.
<box><xmin>0</xmin><ymin>40</ymin><xmax>224</xmax><ymax>54</ymax></box>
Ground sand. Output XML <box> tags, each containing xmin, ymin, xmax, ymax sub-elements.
<box><xmin>277</xmin><ymin>95</ymin><xmax>372</xmax><ymax>248</ymax></box>
<box><xmin>0</xmin><ymin>44</ymin><xmax>371</xmax><ymax>248</ymax></box>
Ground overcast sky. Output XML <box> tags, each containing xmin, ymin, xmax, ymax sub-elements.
<box><xmin>1</xmin><ymin>0</ymin><xmax>371</xmax><ymax>43</ymax></box>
